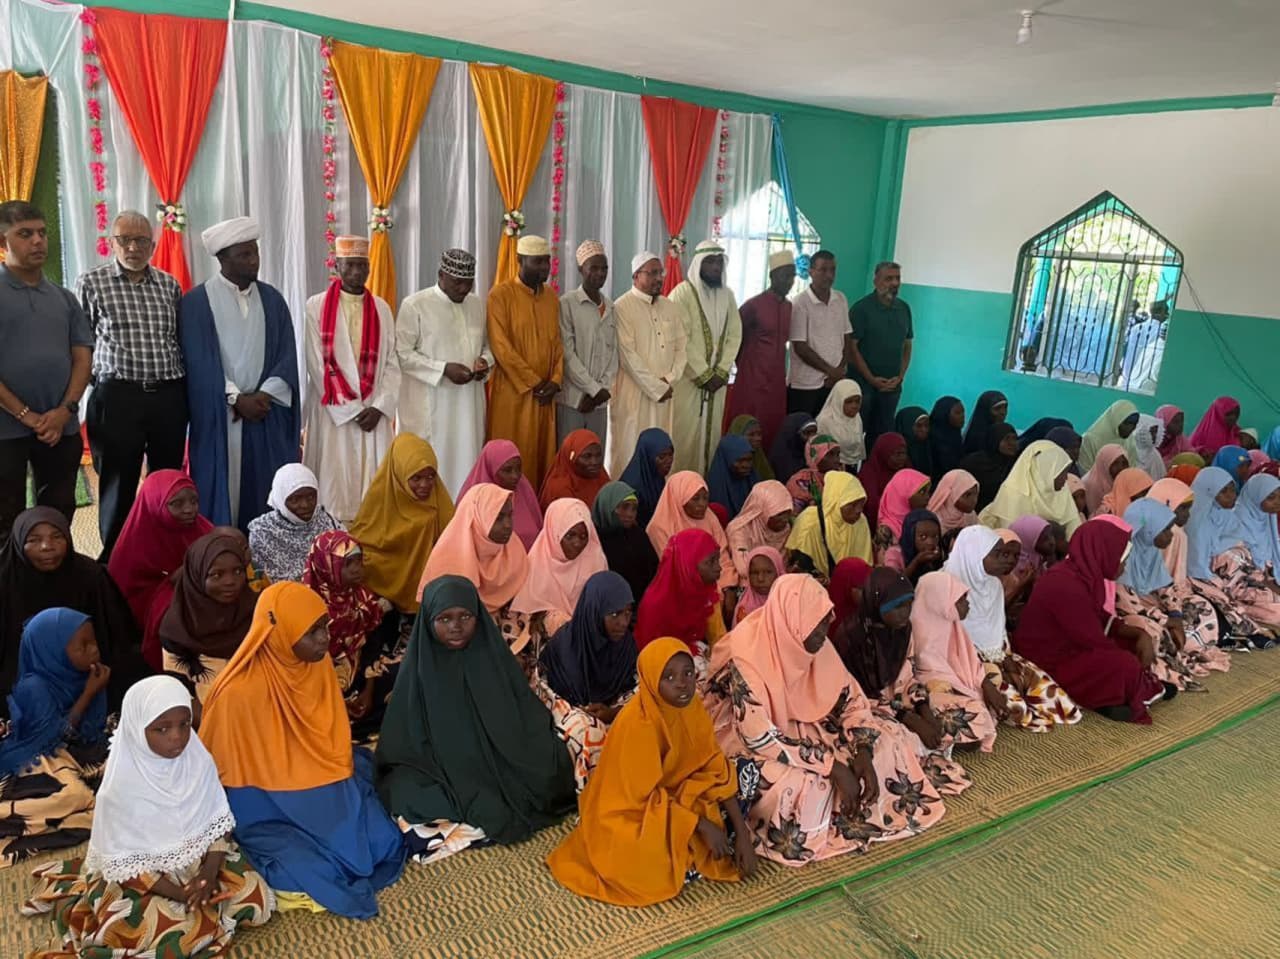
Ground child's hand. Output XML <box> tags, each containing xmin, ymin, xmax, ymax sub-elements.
<box><xmin>733</xmin><ymin>829</ymin><xmax>758</xmax><ymax>878</ymax></box>
<box><xmin>83</xmin><ymin>662</ymin><xmax>111</xmax><ymax>697</ymax></box>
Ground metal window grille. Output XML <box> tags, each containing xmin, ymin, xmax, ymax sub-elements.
<box><xmin>1004</xmin><ymin>191</ymin><xmax>1183</xmax><ymax>396</ymax></box>
<box><xmin>721</xmin><ymin>181</ymin><xmax>822</xmax><ymax>298</ymax></box>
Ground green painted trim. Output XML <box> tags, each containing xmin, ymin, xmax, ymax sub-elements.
<box><xmin>642</xmin><ymin>692</ymin><xmax>1280</xmax><ymax>959</ymax></box>
<box><xmin>80</xmin><ymin>0</ymin><xmax>879</xmax><ymax>123</ymax></box>
<box><xmin>903</xmin><ymin>93</ymin><xmax>1273</xmax><ymax>129</ymax></box>
<box><xmin>867</xmin><ymin>118</ymin><xmax>907</xmax><ymax>268</ymax></box>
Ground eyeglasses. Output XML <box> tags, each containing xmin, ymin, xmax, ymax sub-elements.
<box><xmin>639</xmin><ymin>267</ymin><xmax>665</xmax><ymax>277</ymax></box>
<box><xmin>112</xmin><ymin>235</ymin><xmax>154</xmax><ymax>249</ymax></box>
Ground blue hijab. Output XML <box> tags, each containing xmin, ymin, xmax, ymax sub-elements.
<box><xmin>705</xmin><ymin>433</ymin><xmax>758</xmax><ymax>520</ymax></box>
<box><xmin>1119</xmin><ymin>499</ymin><xmax>1175</xmax><ymax>594</ymax></box>
<box><xmin>1263</xmin><ymin>427</ymin><xmax>1280</xmax><ymax>461</ymax></box>
<box><xmin>1185</xmin><ymin>467</ymin><xmax>1243</xmax><ymax>580</ymax></box>
<box><xmin>619</xmin><ymin>428</ymin><xmax>673</xmax><ymax>528</ymax></box>
<box><xmin>1235</xmin><ymin>473</ymin><xmax>1280</xmax><ymax>581</ymax></box>
<box><xmin>539</xmin><ymin>570</ymin><xmax>638</xmax><ymax>707</ymax></box>
<box><xmin>0</xmin><ymin>608</ymin><xmax>106</xmax><ymax>776</ymax></box>
<box><xmin>1211</xmin><ymin>446</ymin><xmax>1251</xmax><ymax>490</ymax></box>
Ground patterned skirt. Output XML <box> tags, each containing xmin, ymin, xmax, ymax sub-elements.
<box><xmin>0</xmin><ymin>745</ymin><xmax>104</xmax><ymax>869</ymax></box>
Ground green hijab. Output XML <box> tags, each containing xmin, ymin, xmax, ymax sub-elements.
<box><xmin>374</xmin><ymin>575</ymin><xmax>576</xmax><ymax>843</ymax></box>
<box><xmin>590</xmin><ymin>480</ymin><xmax>638</xmax><ymax>535</ymax></box>
<box><xmin>728</xmin><ymin>415</ymin><xmax>776</xmax><ymax>480</ymax></box>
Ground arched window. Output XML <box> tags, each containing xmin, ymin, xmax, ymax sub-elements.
<box><xmin>1005</xmin><ymin>191</ymin><xmax>1182</xmax><ymax>395</ymax></box>
<box><xmin>719</xmin><ymin>181</ymin><xmax>822</xmax><ymax>300</ymax></box>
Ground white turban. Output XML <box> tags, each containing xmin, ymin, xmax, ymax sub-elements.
<box><xmin>515</xmin><ymin>234</ymin><xmax>551</xmax><ymax>257</ymax></box>
<box><xmin>768</xmin><ymin>249</ymin><xmax>796</xmax><ymax>272</ymax></box>
<box><xmin>201</xmin><ymin>216</ymin><xmax>260</xmax><ymax>257</ymax></box>
<box><xmin>631</xmin><ymin>251</ymin><xmax>660</xmax><ymax>275</ymax></box>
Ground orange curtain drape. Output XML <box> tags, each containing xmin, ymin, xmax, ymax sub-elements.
<box><xmin>0</xmin><ymin>71</ymin><xmax>48</xmax><ymax>202</ymax></box>
<box><xmin>469</xmin><ymin>65</ymin><xmax>557</xmax><ymax>286</ymax></box>
<box><xmin>95</xmin><ymin>9</ymin><xmax>227</xmax><ymax>291</ymax></box>
<box><xmin>330</xmin><ymin>41</ymin><xmax>440</xmax><ymax>308</ymax></box>
<box><xmin>640</xmin><ymin>96</ymin><xmax>718</xmax><ymax>294</ymax></box>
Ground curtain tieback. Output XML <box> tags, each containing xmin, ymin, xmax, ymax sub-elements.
<box><xmin>156</xmin><ymin>201</ymin><xmax>187</xmax><ymax>233</ymax></box>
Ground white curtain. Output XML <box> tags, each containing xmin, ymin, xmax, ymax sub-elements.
<box><xmin>2</xmin><ymin>0</ymin><xmax>773</xmax><ymax>337</ymax></box>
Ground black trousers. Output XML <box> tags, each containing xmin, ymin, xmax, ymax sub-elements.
<box><xmin>0</xmin><ymin>431</ymin><xmax>84</xmax><ymax>542</ymax></box>
<box><xmin>786</xmin><ymin>386</ymin><xmax>831</xmax><ymax>419</ymax></box>
<box><xmin>86</xmin><ymin>377</ymin><xmax>188</xmax><ymax>560</ymax></box>
<box><xmin>857</xmin><ymin>380</ymin><xmax>902</xmax><ymax>448</ymax></box>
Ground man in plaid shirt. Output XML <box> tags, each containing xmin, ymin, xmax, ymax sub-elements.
<box><xmin>76</xmin><ymin>209</ymin><xmax>187</xmax><ymax>560</ymax></box>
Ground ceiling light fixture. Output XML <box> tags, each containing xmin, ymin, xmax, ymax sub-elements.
<box><xmin>1017</xmin><ymin>10</ymin><xmax>1034</xmax><ymax>44</ymax></box>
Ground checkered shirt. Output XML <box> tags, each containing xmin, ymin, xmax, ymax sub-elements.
<box><xmin>75</xmin><ymin>259</ymin><xmax>184</xmax><ymax>381</ymax></box>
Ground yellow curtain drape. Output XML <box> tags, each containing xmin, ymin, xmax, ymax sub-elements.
<box><xmin>0</xmin><ymin>71</ymin><xmax>49</xmax><ymax>202</ymax></box>
<box><xmin>329</xmin><ymin>42</ymin><xmax>440</xmax><ymax>308</ymax></box>
<box><xmin>468</xmin><ymin>65</ymin><xmax>557</xmax><ymax>286</ymax></box>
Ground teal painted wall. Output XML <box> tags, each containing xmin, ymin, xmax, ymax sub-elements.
<box><xmin>900</xmin><ymin>283</ymin><xmax>1280</xmax><ymax>430</ymax></box>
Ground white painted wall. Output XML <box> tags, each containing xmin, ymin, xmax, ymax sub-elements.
<box><xmin>894</xmin><ymin>107</ymin><xmax>1280</xmax><ymax>318</ymax></box>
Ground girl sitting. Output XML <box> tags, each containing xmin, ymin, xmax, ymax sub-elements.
<box><xmin>785</xmin><ymin>471</ymin><xmax>874</xmax><ymax>579</ymax></box>
<box><xmin>547</xmin><ymin>637</ymin><xmax>755</xmax><ymax>905</ymax></box>
<box><xmin>247</xmin><ymin>464</ymin><xmax>342</xmax><ymax>583</ymax></box>
<box><xmin>634</xmin><ymin>529</ymin><xmax>726</xmax><ymax>658</ymax></box>
<box><xmin>22</xmin><ymin>676</ymin><xmax>274</xmax><ymax>958</ymax></box>
<box><xmin>731</xmin><ymin>546</ymin><xmax>784</xmax><ymax>626</ymax></box>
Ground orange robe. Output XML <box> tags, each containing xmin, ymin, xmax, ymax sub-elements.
<box><xmin>486</xmin><ymin>280</ymin><xmax>564</xmax><ymax>485</ymax></box>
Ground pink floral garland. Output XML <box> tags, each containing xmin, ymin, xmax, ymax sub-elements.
<box><xmin>712</xmin><ymin>110</ymin><xmax>731</xmax><ymax>239</ymax></box>
<box><xmin>319</xmin><ymin>38</ymin><xmax>338</xmax><ymax>274</ymax></box>
<box><xmin>79</xmin><ymin>10</ymin><xmax>110</xmax><ymax>258</ymax></box>
<box><xmin>549</xmin><ymin>81</ymin><xmax>567</xmax><ymax>293</ymax></box>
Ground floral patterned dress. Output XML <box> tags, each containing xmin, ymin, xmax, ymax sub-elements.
<box><xmin>22</xmin><ymin>839</ymin><xmax>274</xmax><ymax>958</ymax></box>
<box><xmin>703</xmin><ymin>662</ymin><xmax>948</xmax><ymax>866</ymax></box>
<box><xmin>1114</xmin><ymin>583</ymin><xmax>1231</xmax><ymax>690</ymax></box>
<box><xmin>1198</xmin><ymin>545</ymin><xmax>1280</xmax><ymax>634</ymax></box>
<box><xmin>876</xmin><ymin>656</ymin><xmax>994</xmax><ymax>764</ymax></box>
<box><xmin>532</xmin><ymin>672</ymin><xmax>635</xmax><ymax>792</ymax></box>
<box><xmin>977</xmin><ymin>646</ymin><xmax>1084</xmax><ymax>734</ymax></box>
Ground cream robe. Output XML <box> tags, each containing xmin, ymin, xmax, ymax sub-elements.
<box><xmin>302</xmin><ymin>288</ymin><xmax>400</xmax><ymax>524</ymax></box>
<box><xmin>395</xmin><ymin>284</ymin><xmax>492</xmax><ymax>498</ymax></box>
<box><xmin>668</xmin><ymin>278</ymin><xmax>742</xmax><ymax>475</ymax></box>
<box><xmin>608</xmin><ymin>286</ymin><xmax>688</xmax><ymax>477</ymax></box>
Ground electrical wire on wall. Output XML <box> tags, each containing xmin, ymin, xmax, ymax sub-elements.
<box><xmin>1179</xmin><ymin>269</ymin><xmax>1280</xmax><ymax>417</ymax></box>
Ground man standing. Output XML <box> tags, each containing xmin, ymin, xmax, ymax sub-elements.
<box><xmin>302</xmin><ymin>236</ymin><xmax>400</xmax><ymax>523</ymax></box>
<box><xmin>609</xmin><ymin>252</ymin><xmax>687</xmax><ymax>477</ymax></box>
<box><xmin>848</xmin><ymin>260</ymin><xmax>913</xmax><ymax>443</ymax></box>
<box><xmin>0</xmin><ymin>201</ymin><xmax>91</xmax><ymax>540</ymax></box>
<box><xmin>397</xmin><ymin>248</ymin><xmax>491</xmax><ymax>498</ymax></box>
<box><xmin>556</xmin><ymin>239</ymin><xmax>618</xmax><ymax>447</ymax></box>
<box><xmin>76</xmin><ymin>209</ymin><xmax>185</xmax><ymax>560</ymax></box>
<box><xmin>787</xmin><ymin>250</ymin><xmax>850</xmax><ymax>418</ymax></box>
<box><xmin>486</xmin><ymin>234</ymin><xmax>563</xmax><ymax>485</ymax></box>
<box><xmin>725</xmin><ymin>249</ymin><xmax>793</xmax><ymax>448</ymax></box>
<box><xmin>669</xmin><ymin>239</ymin><xmax>741</xmax><ymax>474</ymax></box>
<box><xmin>180</xmin><ymin>216</ymin><xmax>299</xmax><ymax>531</ymax></box>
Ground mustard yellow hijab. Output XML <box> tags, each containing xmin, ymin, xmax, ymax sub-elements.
<box><xmin>785</xmin><ymin>470</ymin><xmax>873</xmax><ymax>577</ymax></box>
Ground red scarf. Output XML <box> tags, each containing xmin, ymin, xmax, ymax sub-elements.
<box><xmin>319</xmin><ymin>280</ymin><xmax>380</xmax><ymax>405</ymax></box>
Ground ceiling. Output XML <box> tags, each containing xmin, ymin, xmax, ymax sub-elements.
<box><xmin>257</xmin><ymin>0</ymin><xmax>1278</xmax><ymax>116</ymax></box>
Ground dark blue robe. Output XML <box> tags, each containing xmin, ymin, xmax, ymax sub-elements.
<box><xmin>179</xmin><ymin>281</ymin><xmax>300</xmax><ymax>531</ymax></box>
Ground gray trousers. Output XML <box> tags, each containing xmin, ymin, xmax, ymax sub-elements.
<box><xmin>556</xmin><ymin>403</ymin><xmax>609</xmax><ymax>448</ymax></box>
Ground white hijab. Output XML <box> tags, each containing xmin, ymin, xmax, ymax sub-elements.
<box><xmin>941</xmin><ymin>525</ymin><xmax>1007</xmax><ymax>660</ymax></box>
<box><xmin>267</xmin><ymin>462</ymin><xmax>320</xmax><ymax>524</ymax></box>
<box><xmin>1131</xmin><ymin>414</ymin><xmax>1167</xmax><ymax>481</ymax></box>
<box><xmin>816</xmin><ymin>379</ymin><xmax>866</xmax><ymax>467</ymax></box>
<box><xmin>84</xmin><ymin>677</ymin><xmax>235</xmax><ymax>882</ymax></box>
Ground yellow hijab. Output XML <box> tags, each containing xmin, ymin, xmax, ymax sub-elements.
<box><xmin>785</xmin><ymin>470</ymin><xmax>872</xmax><ymax>577</ymax></box>
<box><xmin>348</xmin><ymin>434</ymin><xmax>455</xmax><ymax>612</ymax></box>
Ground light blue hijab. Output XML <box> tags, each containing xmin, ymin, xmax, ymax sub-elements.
<box><xmin>1264</xmin><ymin>427</ymin><xmax>1280</xmax><ymax>461</ymax></box>
<box><xmin>1235</xmin><ymin>473</ymin><xmax>1280</xmax><ymax>582</ymax></box>
<box><xmin>1185</xmin><ymin>467</ymin><xmax>1243</xmax><ymax>581</ymax></box>
<box><xmin>1118</xmin><ymin>499</ymin><xmax>1175</xmax><ymax>594</ymax></box>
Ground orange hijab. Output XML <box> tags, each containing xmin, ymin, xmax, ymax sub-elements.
<box><xmin>708</xmin><ymin>573</ymin><xmax>847</xmax><ymax>727</ymax></box>
<box><xmin>510</xmin><ymin>498</ymin><xmax>607</xmax><ymax>620</ymax></box>
<box><xmin>418</xmin><ymin>484</ymin><xmax>529</xmax><ymax>616</ymax></box>
<box><xmin>1147</xmin><ymin>477</ymin><xmax>1194</xmax><ymax>583</ymax></box>
<box><xmin>547</xmin><ymin>637</ymin><xmax>737</xmax><ymax>905</ymax></box>
<box><xmin>538</xmin><ymin>429</ymin><xmax>610</xmax><ymax>511</ymax></box>
<box><xmin>724</xmin><ymin>479</ymin><xmax>793</xmax><ymax>579</ymax></box>
<box><xmin>199</xmin><ymin>581</ymin><xmax>352</xmax><ymax>791</ymax></box>
<box><xmin>1099</xmin><ymin>467</ymin><xmax>1154</xmax><ymax>517</ymax></box>
<box><xmin>348</xmin><ymin>434</ymin><xmax>455</xmax><ymax>612</ymax></box>
<box><xmin>646</xmin><ymin>470</ymin><xmax>729</xmax><ymax>558</ymax></box>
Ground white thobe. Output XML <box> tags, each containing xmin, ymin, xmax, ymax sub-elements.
<box><xmin>208</xmin><ymin>273</ymin><xmax>293</xmax><ymax>526</ymax></box>
<box><xmin>302</xmin><ymin>289</ymin><xmax>400</xmax><ymax>524</ymax></box>
<box><xmin>668</xmin><ymin>278</ymin><xmax>742</xmax><ymax>475</ymax></box>
<box><xmin>608</xmin><ymin>287</ymin><xmax>688</xmax><ymax>477</ymax></box>
<box><xmin>395</xmin><ymin>285</ymin><xmax>492</xmax><ymax>498</ymax></box>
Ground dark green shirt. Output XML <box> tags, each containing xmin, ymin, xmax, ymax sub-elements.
<box><xmin>849</xmin><ymin>292</ymin><xmax>913</xmax><ymax>379</ymax></box>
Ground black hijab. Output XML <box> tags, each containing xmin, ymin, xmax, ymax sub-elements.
<box><xmin>899</xmin><ymin>508</ymin><xmax>945</xmax><ymax>580</ymax></box>
<box><xmin>769</xmin><ymin>412</ymin><xmax>816</xmax><ymax>482</ymax></box>
<box><xmin>834</xmin><ymin>568</ymin><xmax>916</xmax><ymax>699</ymax></box>
<box><xmin>963</xmin><ymin>391</ymin><xmax>1008</xmax><ymax>455</ymax></box>
<box><xmin>1018</xmin><ymin>417</ymin><xmax>1073</xmax><ymax>451</ymax></box>
<box><xmin>0</xmin><ymin>507</ymin><xmax>142</xmax><ymax>714</ymax></box>
<box><xmin>540</xmin><ymin>571</ymin><xmax>638</xmax><ymax>707</ymax></box>
<box><xmin>1046</xmin><ymin>425</ymin><xmax>1084</xmax><ymax>476</ymax></box>
<box><xmin>928</xmin><ymin>396</ymin><xmax>965</xmax><ymax>482</ymax></box>
<box><xmin>895</xmin><ymin>406</ymin><xmax>934</xmax><ymax>479</ymax></box>
<box><xmin>959</xmin><ymin>422</ymin><xmax>1019</xmax><ymax>509</ymax></box>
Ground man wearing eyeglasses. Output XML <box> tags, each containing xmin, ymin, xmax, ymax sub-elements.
<box><xmin>75</xmin><ymin>209</ymin><xmax>186</xmax><ymax>560</ymax></box>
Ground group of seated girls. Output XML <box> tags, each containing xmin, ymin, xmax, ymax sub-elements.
<box><xmin>4</xmin><ymin>388</ymin><xmax>1280</xmax><ymax>955</ymax></box>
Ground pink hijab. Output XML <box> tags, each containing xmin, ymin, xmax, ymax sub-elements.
<box><xmin>1155</xmin><ymin>405</ymin><xmax>1193</xmax><ymax>465</ymax></box>
<box><xmin>1082</xmin><ymin>444</ymin><xmax>1128</xmax><ymax>516</ymax></box>
<box><xmin>725</xmin><ymin>480</ymin><xmax>793</xmax><ymax>579</ymax></box>
<box><xmin>418</xmin><ymin>483</ymin><xmax>529</xmax><ymax>615</ymax></box>
<box><xmin>733</xmin><ymin>546</ymin><xmax>784</xmax><ymax>624</ymax></box>
<box><xmin>709</xmin><ymin>573</ymin><xmax>851</xmax><ymax>726</ymax></box>
<box><xmin>510</xmin><ymin>498</ymin><xmax>607</xmax><ymax>620</ymax></box>
<box><xmin>646</xmin><ymin>470</ymin><xmax>729</xmax><ymax>559</ymax></box>
<box><xmin>1147</xmin><ymin>477</ymin><xmax>1194</xmax><ymax>583</ymax></box>
<box><xmin>927</xmin><ymin>469</ymin><xmax>980</xmax><ymax>534</ymax></box>
<box><xmin>877</xmin><ymin>468</ymin><xmax>931</xmax><ymax>539</ymax></box>
<box><xmin>1188</xmin><ymin>396</ymin><xmax>1241</xmax><ymax>458</ymax></box>
<box><xmin>909</xmin><ymin>571</ymin><xmax>993</xmax><ymax>751</ymax></box>
<box><xmin>457</xmin><ymin>439</ymin><xmax>543</xmax><ymax>549</ymax></box>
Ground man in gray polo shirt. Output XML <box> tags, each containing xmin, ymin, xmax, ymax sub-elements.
<box><xmin>0</xmin><ymin>201</ymin><xmax>93</xmax><ymax>540</ymax></box>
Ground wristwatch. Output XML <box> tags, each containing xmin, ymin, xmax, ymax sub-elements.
<box><xmin>226</xmin><ymin>391</ymin><xmax>240</xmax><ymax>407</ymax></box>
<box><xmin>63</xmin><ymin>400</ymin><xmax>79</xmax><ymax>415</ymax></box>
